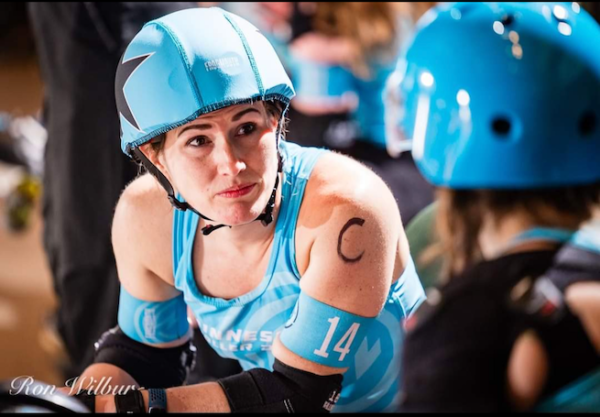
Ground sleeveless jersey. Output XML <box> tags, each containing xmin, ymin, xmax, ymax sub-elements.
<box><xmin>172</xmin><ymin>140</ymin><xmax>425</xmax><ymax>412</ymax></box>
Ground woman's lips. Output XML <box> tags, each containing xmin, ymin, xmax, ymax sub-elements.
<box><xmin>218</xmin><ymin>183</ymin><xmax>256</xmax><ymax>198</ymax></box>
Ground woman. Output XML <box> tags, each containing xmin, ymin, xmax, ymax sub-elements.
<box><xmin>67</xmin><ymin>7</ymin><xmax>424</xmax><ymax>413</ymax></box>
<box><xmin>394</xmin><ymin>2</ymin><xmax>600</xmax><ymax>412</ymax></box>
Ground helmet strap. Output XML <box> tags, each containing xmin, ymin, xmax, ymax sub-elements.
<box><xmin>129</xmin><ymin>146</ymin><xmax>213</xmax><ymax>222</ymax></box>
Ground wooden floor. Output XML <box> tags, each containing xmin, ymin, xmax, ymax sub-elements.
<box><xmin>0</xmin><ymin>55</ymin><xmax>64</xmax><ymax>386</ymax></box>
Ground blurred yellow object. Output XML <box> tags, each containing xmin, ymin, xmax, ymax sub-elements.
<box><xmin>16</xmin><ymin>175</ymin><xmax>41</xmax><ymax>199</ymax></box>
<box><xmin>5</xmin><ymin>174</ymin><xmax>41</xmax><ymax>232</ymax></box>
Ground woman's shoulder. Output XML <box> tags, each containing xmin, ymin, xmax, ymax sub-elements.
<box><xmin>294</xmin><ymin>150</ymin><xmax>402</xmax><ymax>251</ymax></box>
<box><xmin>114</xmin><ymin>173</ymin><xmax>173</xmax><ymax>227</ymax></box>
<box><xmin>292</xmin><ymin>150</ymin><xmax>406</xmax><ymax>291</ymax></box>
<box><xmin>303</xmin><ymin>151</ymin><xmax>400</xmax><ymax>220</ymax></box>
<box><xmin>112</xmin><ymin>173</ymin><xmax>174</xmax><ymax>279</ymax></box>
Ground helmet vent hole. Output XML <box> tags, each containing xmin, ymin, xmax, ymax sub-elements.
<box><xmin>492</xmin><ymin>118</ymin><xmax>511</xmax><ymax>137</ymax></box>
<box><xmin>579</xmin><ymin>112</ymin><xmax>596</xmax><ymax>136</ymax></box>
<box><xmin>501</xmin><ymin>14</ymin><xmax>514</xmax><ymax>26</ymax></box>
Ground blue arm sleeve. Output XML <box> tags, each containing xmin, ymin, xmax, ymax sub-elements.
<box><xmin>118</xmin><ymin>285</ymin><xmax>190</xmax><ymax>345</ymax></box>
<box><xmin>279</xmin><ymin>291</ymin><xmax>376</xmax><ymax>368</ymax></box>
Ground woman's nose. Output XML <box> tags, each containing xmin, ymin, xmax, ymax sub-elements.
<box><xmin>216</xmin><ymin>140</ymin><xmax>246</xmax><ymax>176</ymax></box>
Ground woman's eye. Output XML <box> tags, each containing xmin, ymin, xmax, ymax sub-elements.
<box><xmin>237</xmin><ymin>123</ymin><xmax>256</xmax><ymax>136</ymax></box>
<box><xmin>188</xmin><ymin>136</ymin><xmax>208</xmax><ymax>147</ymax></box>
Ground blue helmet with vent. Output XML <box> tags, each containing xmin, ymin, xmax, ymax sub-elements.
<box><xmin>395</xmin><ymin>2</ymin><xmax>600</xmax><ymax>189</ymax></box>
<box><xmin>116</xmin><ymin>6</ymin><xmax>295</xmax><ymax>155</ymax></box>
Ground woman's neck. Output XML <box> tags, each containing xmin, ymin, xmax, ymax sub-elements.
<box><xmin>478</xmin><ymin>211</ymin><xmax>577</xmax><ymax>259</ymax></box>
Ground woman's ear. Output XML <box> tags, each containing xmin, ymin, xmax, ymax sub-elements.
<box><xmin>139</xmin><ymin>142</ymin><xmax>159</xmax><ymax>167</ymax></box>
<box><xmin>139</xmin><ymin>142</ymin><xmax>171</xmax><ymax>181</ymax></box>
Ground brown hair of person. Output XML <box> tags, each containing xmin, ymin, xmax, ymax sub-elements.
<box><xmin>424</xmin><ymin>184</ymin><xmax>600</xmax><ymax>281</ymax></box>
<box><xmin>311</xmin><ymin>2</ymin><xmax>400</xmax><ymax>79</ymax></box>
<box><xmin>310</xmin><ymin>3</ymin><xmax>438</xmax><ymax>79</ymax></box>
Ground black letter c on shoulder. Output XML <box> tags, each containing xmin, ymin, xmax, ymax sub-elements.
<box><xmin>337</xmin><ymin>217</ymin><xmax>366</xmax><ymax>264</ymax></box>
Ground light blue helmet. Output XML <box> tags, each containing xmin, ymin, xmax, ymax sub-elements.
<box><xmin>116</xmin><ymin>6</ymin><xmax>295</xmax><ymax>155</ymax></box>
<box><xmin>396</xmin><ymin>2</ymin><xmax>600</xmax><ymax>189</ymax></box>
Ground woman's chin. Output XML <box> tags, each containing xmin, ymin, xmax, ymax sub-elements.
<box><xmin>217</xmin><ymin>207</ymin><xmax>263</xmax><ymax>226</ymax></box>
<box><xmin>207</xmin><ymin>195</ymin><xmax>271</xmax><ymax>226</ymax></box>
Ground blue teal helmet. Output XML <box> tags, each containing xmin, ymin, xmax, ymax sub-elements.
<box><xmin>395</xmin><ymin>2</ymin><xmax>600</xmax><ymax>189</ymax></box>
<box><xmin>116</xmin><ymin>6</ymin><xmax>295</xmax><ymax>156</ymax></box>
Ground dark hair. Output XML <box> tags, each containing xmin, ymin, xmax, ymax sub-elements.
<box><xmin>149</xmin><ymin>100</ymin><xmax>287</xmax><ymax>155</ymax></box>
<box><xmin>426</xmin><ymin>184</ymin><xmax>600</xmax><ymax>280</ymax></box>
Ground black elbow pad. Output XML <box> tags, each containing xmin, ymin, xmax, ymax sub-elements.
<box><xmin>93</xmin><ymin>326</ymin><xmax>196</xmax><ymax>389</ymax></box>
<box><xmin>218</xmin><ymin>359</ymin><xmax>343</xmax><ymax>413</ymax></box>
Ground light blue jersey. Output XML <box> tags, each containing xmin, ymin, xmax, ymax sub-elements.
<box><xmin>570</xmin><ymin>219</ymin><xmax>600</xmax><ymax>254</ymax></box>
<box><xmin>172</xmin><ymin>140</ymin><xmax>425</xmax><ymax>412</ymax></box>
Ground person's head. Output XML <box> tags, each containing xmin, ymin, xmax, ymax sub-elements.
<box><xmin>115</xmin><ymin>7</ymin><xmax>294</xmax><ymax>229</ymax></box>
<box><xmin>393</xmin><ymin>2</ymin><xmax>600</xmax><ymax>276</ymax></box>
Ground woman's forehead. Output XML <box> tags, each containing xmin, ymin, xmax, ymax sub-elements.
<box><xmin>197</xmin><ymin>102</ymin><xmax>264</xmax><ymax>122</ymax></box>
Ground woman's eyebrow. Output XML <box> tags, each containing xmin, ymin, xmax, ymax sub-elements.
<box><xmin>178</xmin><ymin>108</ymin><xmax>261</xmax><ymax>137</ymax></box>
<box><xmin>232</xmin><ymin>108</ymin><xmax>261</xmax><ymax>121</ymax></box>
<box><xmin>178</xmin><ymin>123</ymin><xmax>211</xmax><ymax>136</ymax></box>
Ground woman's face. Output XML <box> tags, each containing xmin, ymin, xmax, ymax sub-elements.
<box><xmin>150</xmin><ymin>102</ymin><xmax>280</xmax><ymax>226</ymax></box>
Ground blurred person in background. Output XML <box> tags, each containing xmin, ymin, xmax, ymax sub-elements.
<box><xmin>285</xmin><ymin>2</ymin><xmax>437</xmax><ymax>226</ymax></box>
<box><xmin>393</xmin><ymin>2</ymin><xmax>600</xmax><ymax>412</ymax></box>
<box><xmin>26</xmin><ymin>2</ymin><xmax>240</xmax><ymax>382</ymax></box>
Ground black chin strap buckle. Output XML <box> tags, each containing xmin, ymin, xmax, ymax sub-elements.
<box><xmin>257</xmin><ymin>174</ymin><xmax>279</xmax><ymax>227</ymax></box>
<box><xmin>201</xmin><ymin>223</ymin><xmax>231</xmax><ymax>236</ymax></box>
<box><xmin>260</xmin><ymin>212</ymin><xmax>274</xmax><ymax>227</ymax></box>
